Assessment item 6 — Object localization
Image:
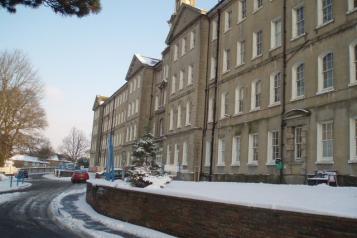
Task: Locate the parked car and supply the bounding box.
[71,170,89,183]
[95,168,131,180]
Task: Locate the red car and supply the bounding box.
[71,170,89,183]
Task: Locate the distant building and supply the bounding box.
[90,0,357,185]
[9,154,49,168]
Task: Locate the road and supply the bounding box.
[0,177,82,238]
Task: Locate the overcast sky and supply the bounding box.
[0,0,218,150]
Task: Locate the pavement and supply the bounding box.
[0,178,80,238]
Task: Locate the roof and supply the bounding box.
[125,54,160,81]
[10,155,49,164]
[92,95,108,110]
[135,54,160,67]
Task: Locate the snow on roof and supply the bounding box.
[135,54,160,67]
[10,154,48,164]
[48,155,59,161]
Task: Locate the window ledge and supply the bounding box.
[235,63,245,69]
[222,69,231,75]
[252,7,263,15]
[268,102,281,108]
[247,161,258,166]
[224,28,232,34]
[315,19,335,30]
[266,161,276,166]
[231,162,240,167]
[204,164,211,167]
[250,107,261,112]
[269,45,282,52]
[290,33,307,42]
[346,8,357,15]
[316,88,335,95]
[348,159,357,164]
[237,18,247,25]
[216,163,225,167]
[233,112,244,117]
[348,81,357,87]
[290,95,305,102]
[185,123,191,127]
[251,54,263,61]
[315,160,334,165]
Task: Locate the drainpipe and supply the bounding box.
[199,16,211,182]
[280,0,287,184]
[209,9,221,182]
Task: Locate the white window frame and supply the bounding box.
[188,65,193,85]
[348,0,357,12]
[166,145,171,164]
[211,19,217,41]
[269,72,281,106]
[221,92,229,119]
[179,70,184,90]
[248,133,259,165]
[294,127,303,161]
[252,30,263,58]
[317,121,334,163]
[223,48,231,73]
[185,101,191,126]
[231,136,241,166]
[169,108,174,131]
[174,44,178,61]
[350,118,357,162]
[208,97,214,123]
[155,95,159,110]
[190,31,195,50]
[205,140,211,167]
[291,62,305,100]
[251,79,261,110]
[253,0,263,12]
[238,0,247,23]
[182,142,188,166]
[174,144,179,165]
[236,40,245,66]
[224,10,232,32]
[317,0,333,27]
[349,40,357,86]
[135,99,139,113]
[210,57,217,79]
[217,138,225,166]
[177,104,182,128]
[171,75,176,94]
[270,18,282,49]
[181,37,186,56]
[267,131,280,165]
[317,52,334,93]
[292,5,305,39]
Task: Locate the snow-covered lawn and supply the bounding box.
[88,179,357,219]
[0,174,31,193]
[43,173,72,182]
[50,188,175,238]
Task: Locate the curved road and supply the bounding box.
[0,177,83,238]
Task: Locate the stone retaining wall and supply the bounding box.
[86,183,357,238]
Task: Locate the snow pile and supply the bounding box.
[0,192,25,205]
[43,173,71,182]
[50,188,175,238]
[88,180,357,219]
[145,175,172,189]
[0,174,8,181]
[0,179,31,193]
[87,178,131,189]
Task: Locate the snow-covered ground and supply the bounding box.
[0,192,26,205]
[0,174,31,193]
[88,179,357,219]
[43,173,72,182]
[50,188,175,238]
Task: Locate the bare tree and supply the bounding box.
[0,50,47,166]
[60,127,89,162]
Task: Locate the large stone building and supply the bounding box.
[90,0,357,185]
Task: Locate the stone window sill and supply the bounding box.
[315,160,334,165]
[346,8,357,15]
[266,161,276,166]
[316,88,335,96]
[231,162,240,167]
[247,161,258,166]
[348,81,357,87]
[348,159,357,164]
[315,19,335,30]
[216,163,225,167]
[290,33,307,42]
[268,102,281,108]
[251,54,263,61]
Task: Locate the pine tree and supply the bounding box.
[0,0,101,17]
[132,132,158,170]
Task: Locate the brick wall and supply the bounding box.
[86,183,357,238]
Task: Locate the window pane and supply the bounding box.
[323,53,334,89]
[322,0,333,23]
[274,72,281,102]
[296,7,305,36]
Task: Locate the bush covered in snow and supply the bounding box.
[129,131,166,188]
